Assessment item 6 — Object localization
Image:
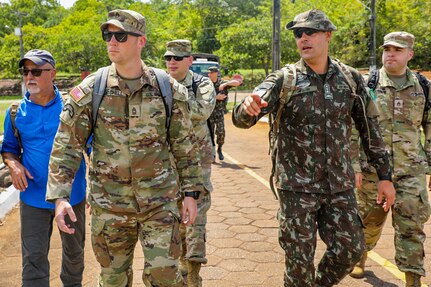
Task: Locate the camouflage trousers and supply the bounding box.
[179,189,212,263]
[209,104,226,147]
[277,189,365,287]
[91,202,183,287]
[356,172,431,276]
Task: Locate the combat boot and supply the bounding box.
[405,272,421,287]
[349,251,367,279]
[217,146,224,161]
[187,261,202,287]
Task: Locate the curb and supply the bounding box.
[0,185,19,221]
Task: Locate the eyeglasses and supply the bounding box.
[293,28,320,39]
[102,30,141,43]
[164,55,186,62]
[18,68,52,77]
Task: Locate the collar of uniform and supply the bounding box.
[180,70,194,86]
[297,58,335,79]
[107,61,156,90]
[379,67,415,89]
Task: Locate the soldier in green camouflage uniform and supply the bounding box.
[232,9,396,287]
[207,67,241,161]
[46,10,203,287]
[164,39,216,287]
[350,32,431,287]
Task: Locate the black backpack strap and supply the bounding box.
[414,72,430,112]
[9,101,22,152]
[152,68,173,130]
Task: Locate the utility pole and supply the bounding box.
[14,11,27,97]
[272,0,281,72]
[369,0,376,71]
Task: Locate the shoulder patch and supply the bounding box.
[70,86,86,102]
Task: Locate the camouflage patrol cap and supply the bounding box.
[164,40,192,57]
[208,66,219,72]
[100,9,146,35]
[381,31,415,49]
[285,9,337,32]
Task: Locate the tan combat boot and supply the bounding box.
[187,261,202,287]
[179,257,188,276]
[405,272,421,287]
[349,251,367,279]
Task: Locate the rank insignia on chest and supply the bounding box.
[70,86,85,103]
[130,104,141,117]
[395,99,403,108]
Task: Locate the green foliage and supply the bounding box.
[0,0,430,79]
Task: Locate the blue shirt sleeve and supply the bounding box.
[1,106,21,156]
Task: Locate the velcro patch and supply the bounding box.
[70,86,85,103]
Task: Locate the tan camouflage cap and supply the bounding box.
[100,9,146,35]
[164,40,192,57]
[285,9,337,31]
[380,31,415,49]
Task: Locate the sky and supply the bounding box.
[59,0,75,9]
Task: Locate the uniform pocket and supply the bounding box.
[168,211,182,259]
[91,215,111,268]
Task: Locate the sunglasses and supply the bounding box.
[164,55,186,62]
[293,28,320,39]
[102,30,141,43]
[19,68,52,77]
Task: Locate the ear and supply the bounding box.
[407,49,414,61]
[326,31,332,42]
[50,69,57,80]
[138,35,147,48]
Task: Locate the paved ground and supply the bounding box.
[0,113,430,286]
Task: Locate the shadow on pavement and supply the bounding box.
[363,271,400,287]
[216,161,261,171]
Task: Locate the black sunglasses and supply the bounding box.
[164,55,186,62]
[19,68,52,77]
[102,30,141,43]
[293,28,320,39]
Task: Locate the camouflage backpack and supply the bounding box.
[268,59,359,198]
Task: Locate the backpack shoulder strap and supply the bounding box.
[9,101,22,152]
[414,71,430,112]
[152,67,173,130]
[270,64,297,146]
[92,66,110,129]
[332,58,357,94]
[191,72,204,95]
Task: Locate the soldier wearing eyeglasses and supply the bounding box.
[1,49,87,286]
[232,9,396,287]
[164,39,215,287]
[46,10,203,287]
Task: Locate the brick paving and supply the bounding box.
[0,115,430,286]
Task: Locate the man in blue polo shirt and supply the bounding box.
[1,49,87,287]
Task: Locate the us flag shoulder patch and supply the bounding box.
[70,86,85,102]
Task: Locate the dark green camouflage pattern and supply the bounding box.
[285,9,337,31]
[278,190,364,286]
[233,58,391,193]
[209,79,228,147]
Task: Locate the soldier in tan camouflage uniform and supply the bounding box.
[46,10,203,287]
[350,32,431,287]
[232,9,396,287]
[164,39,215,287]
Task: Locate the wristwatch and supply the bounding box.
[184,191,200,200]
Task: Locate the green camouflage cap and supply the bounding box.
[164,39,192,57]
[100,9,146,35]
[208,66,219,72]
[380,31,415,49]
[285,9,337,31]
